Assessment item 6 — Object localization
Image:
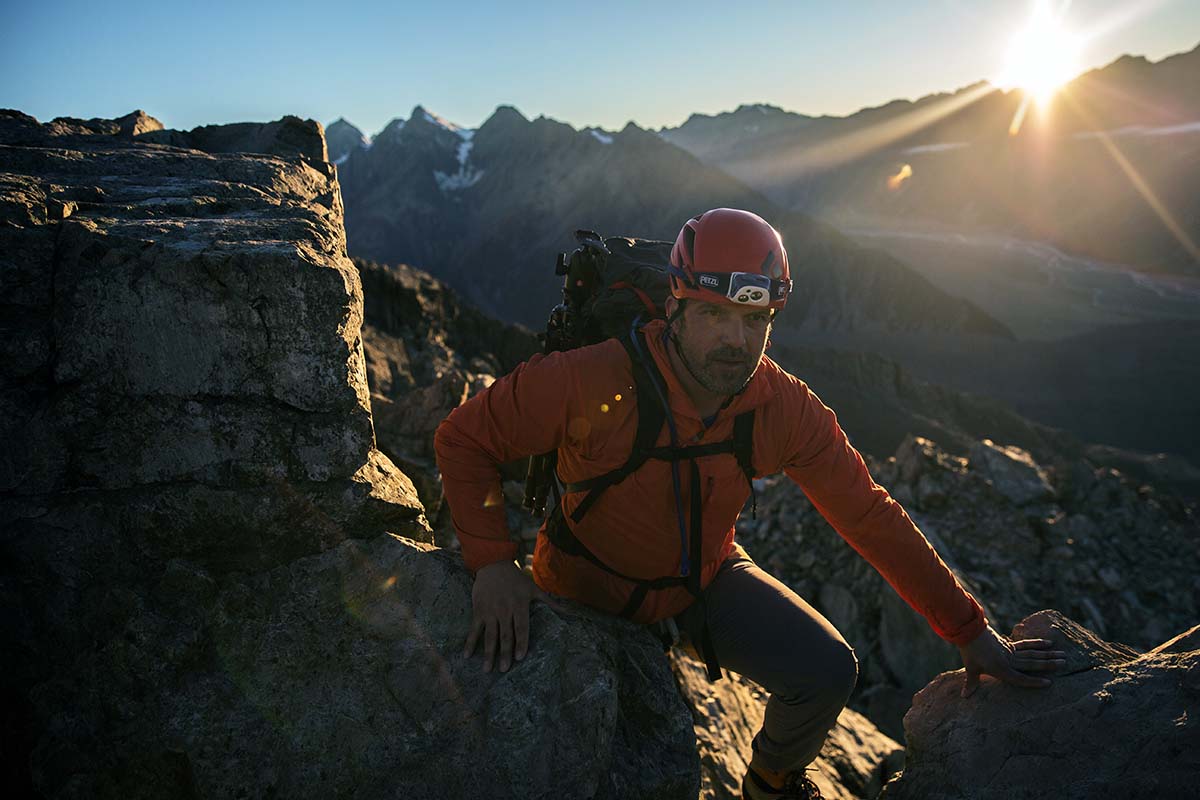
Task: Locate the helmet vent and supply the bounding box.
[682,224,697,267]
[759,249,779,278]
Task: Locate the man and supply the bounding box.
[434,208,1066,800]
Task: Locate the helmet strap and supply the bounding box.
[664,306,712,391]
[666,298,687,327]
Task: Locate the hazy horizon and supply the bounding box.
[4,0,1199,137]
[325,40,1198,139]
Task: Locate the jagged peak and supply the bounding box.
[583,127,614,145]
[374,117,407,142]
[733,102,786,115]
[484,105,529,125]
[409,105,464,133]
[476,105,530,137]
[667,103,808,132]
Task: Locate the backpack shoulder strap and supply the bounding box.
[564,327,666,523]
[622,328,667,458]
[732,410,758,517]
[732,411,755,482]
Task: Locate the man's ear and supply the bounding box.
[664,295,678,319]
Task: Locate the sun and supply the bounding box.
[996,0,1082,105]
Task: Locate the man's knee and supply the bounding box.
[829,642,859,701]
[777,640,858,705]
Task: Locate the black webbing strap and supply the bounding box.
[566,331,665,524]
[683,459,720,679]
[687,460,703,597]
[547,506,687,615]
[733,411,757,517]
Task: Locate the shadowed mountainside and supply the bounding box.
[333,105,1012,344]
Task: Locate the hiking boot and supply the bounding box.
[741,765,824,800]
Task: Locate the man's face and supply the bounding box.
[668,298,773,396]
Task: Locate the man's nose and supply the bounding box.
[719,317,749,348]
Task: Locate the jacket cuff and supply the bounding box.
[460,535,519,575]
[939,602,989,646]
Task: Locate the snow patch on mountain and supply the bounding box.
[589,129,614,145]
[455,139,472,164]
[435,137,483,191]
[423,108,463,133]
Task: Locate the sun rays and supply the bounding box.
[996,0,1083,106]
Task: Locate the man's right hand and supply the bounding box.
[463,560,563,673]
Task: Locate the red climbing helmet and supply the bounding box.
[668,208,792,310]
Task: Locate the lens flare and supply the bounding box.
[887,164,913,190]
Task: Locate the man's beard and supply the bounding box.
[672,330,763,397]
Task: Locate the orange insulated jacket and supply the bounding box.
[434,319,987,646]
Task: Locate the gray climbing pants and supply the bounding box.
[672,547,860,772]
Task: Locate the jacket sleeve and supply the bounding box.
[780,377,988,646]
[433,348,587,574]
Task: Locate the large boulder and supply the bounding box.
[0,110,425,795]
[967,438,1055,507]
[881,610,1200,800]
[29,534,700,799]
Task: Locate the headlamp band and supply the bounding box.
[689,270,792,307]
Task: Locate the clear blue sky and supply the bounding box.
[3,0,1197,137]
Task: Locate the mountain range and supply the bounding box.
[329,106,1007,343]
[659,43,1200,278]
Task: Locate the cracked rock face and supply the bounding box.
[28,534,700,799]
[880,610,1200,800]
[0,110,426,796]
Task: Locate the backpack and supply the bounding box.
[523,229,758,682]
[522,230,675,515]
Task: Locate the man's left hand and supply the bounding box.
[957,625,1067,698]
